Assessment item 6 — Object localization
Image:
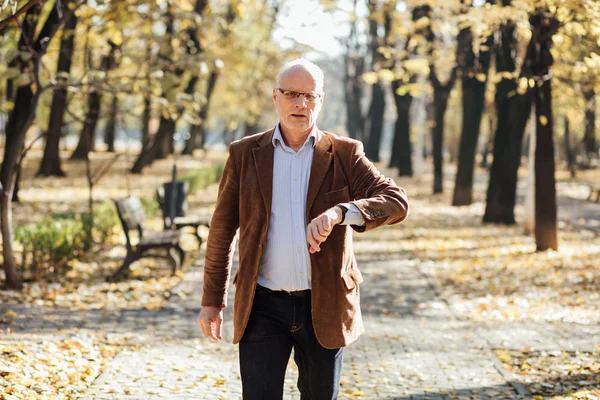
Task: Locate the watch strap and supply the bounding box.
[337,204,350,224]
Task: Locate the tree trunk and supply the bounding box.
[1,184,22,289]
[71,90,101,160]
[12,169,20,203]
[564,115,575,177]
[183,69,219,154]
[71,40,119,160]
[37,84,68,176]
[345,91,364,140]
[524,103,536,236]
[1,85,40,289]
[483,85,531,223]
[389,81,413,175]
[37,12,77,177]
[452,27,492,206]
[431,87,452,193]
[583,90,597,157]
[484,18,532,223]
[131,116,176,173]
[184,124,201,156]
[156,117,176,159]
[344,55,365,141]
[534,80,558,250]
[141,92,151,149]
[365,83,385,161]
[1,0,52,289]
[523,10,559,250]
[452,77,487,205]
[104,94,118,152]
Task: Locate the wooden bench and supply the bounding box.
[156,181,210,246]
[109,196,185,282]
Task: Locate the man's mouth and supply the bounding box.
[291,114,307,118]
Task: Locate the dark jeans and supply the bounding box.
[239,285,344,400]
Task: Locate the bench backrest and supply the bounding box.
[114,196,146,247]
[156,181,189,229]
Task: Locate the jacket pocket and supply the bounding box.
[325,185,350,203]
[342,269,364,290]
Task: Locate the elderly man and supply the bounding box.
[197,59,409,399]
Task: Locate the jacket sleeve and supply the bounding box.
[201,144,240,308]
[348,141,409,232]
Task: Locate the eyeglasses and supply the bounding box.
[277,88,322,102]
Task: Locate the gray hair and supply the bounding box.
[276,59,324,93]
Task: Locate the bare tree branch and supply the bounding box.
[20,130,45,159]
[91,154,122,185]
[0,0,46,31]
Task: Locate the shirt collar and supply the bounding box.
[272,123,319,150]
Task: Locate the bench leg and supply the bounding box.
[168,247,181,276]
[194,228,203,247]
[108,251,140,282]
[175,243,185,268]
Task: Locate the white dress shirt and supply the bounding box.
[257,124,365,292]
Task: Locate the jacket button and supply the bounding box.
[258,244,263,249]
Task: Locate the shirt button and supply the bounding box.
[297,247,300,252]
[294,200,298,204]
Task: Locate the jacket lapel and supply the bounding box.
[253,129,275,213]
[306,131,332,217]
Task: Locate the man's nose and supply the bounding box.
[294,96,308,107]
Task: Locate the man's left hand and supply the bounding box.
[306,206,342,253]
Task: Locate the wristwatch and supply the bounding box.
[337,204,350,224]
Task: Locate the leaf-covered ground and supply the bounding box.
[389,169,600,327]
[495,348,600,400]
[0,333,120,399]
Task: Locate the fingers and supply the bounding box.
[213,314,223,340]
[197,308,223,341]
[306,214,334,253]
[307,221,326,252]
[307,225,321,253]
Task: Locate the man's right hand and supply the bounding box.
[197,306,223,341]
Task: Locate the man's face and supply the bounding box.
[273,67,324,136]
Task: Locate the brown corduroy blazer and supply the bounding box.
[201,128,409,349]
